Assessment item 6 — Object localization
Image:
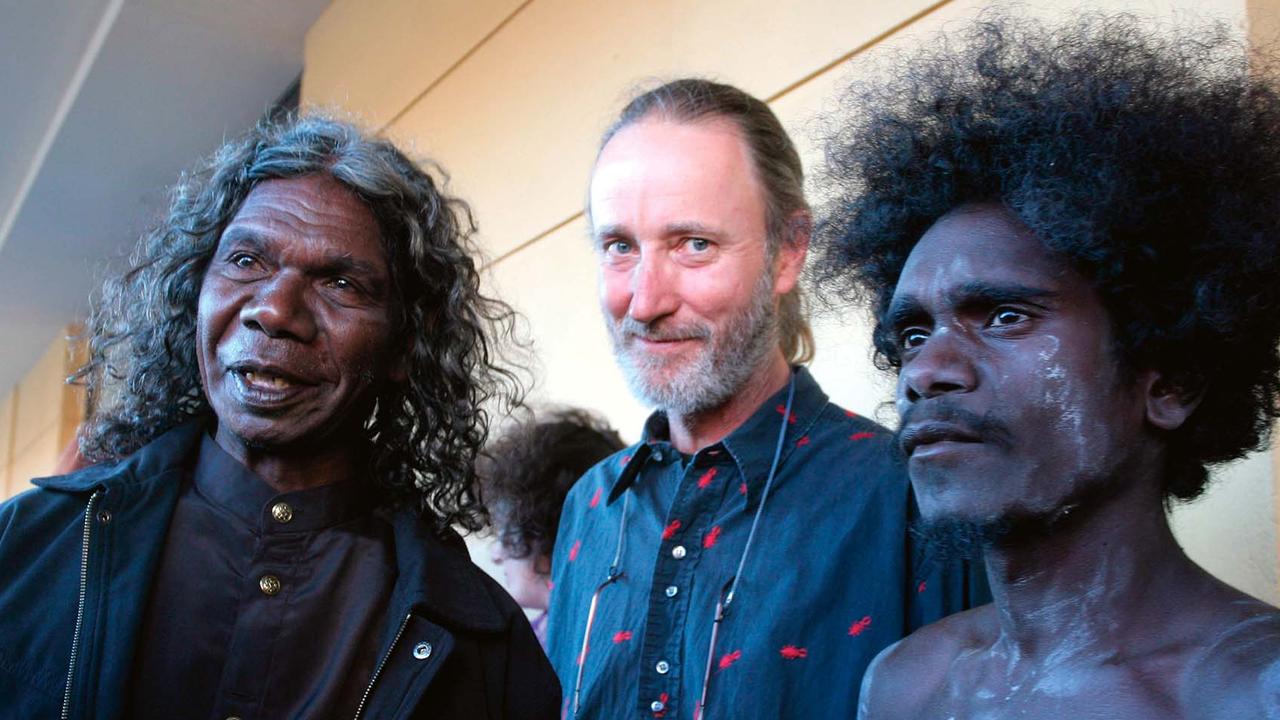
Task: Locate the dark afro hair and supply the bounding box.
[479,408,625,560]
[812,12,1280,502]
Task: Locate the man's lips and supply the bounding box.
[628,334,704,351]
[226,361,320,390]
[898,422,983,456]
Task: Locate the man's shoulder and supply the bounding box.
[859,605,997,719]
[796,400,904,482]
[1184,601,1280,718]
[562,444,637,508]
[806,399,896,447]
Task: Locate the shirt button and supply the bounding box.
[271,502,294,524]
[665,585,679,598]
[652,450,665,463]
[412,641,432,660]
[650,700,666,713]
[259,574,282,596]
[672,545,686,559]
[656,660,670,674]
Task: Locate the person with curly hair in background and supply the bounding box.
[479,408,625,649]
[812,13,1280,719]
[0,115,560,719]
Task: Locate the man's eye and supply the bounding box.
[686,237,711,252]
[604,239,633,255]
[230,253,257,269]
[329,277,354,291]
[900,329,929,350]
[990,308,1029,327]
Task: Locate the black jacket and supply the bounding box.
[0,421,560,719]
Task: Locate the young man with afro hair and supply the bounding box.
[814,13,1280,719]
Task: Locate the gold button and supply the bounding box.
[271,502,294,523]
[259,574,282,596]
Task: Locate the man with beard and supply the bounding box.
[546,79,987,720]
[813,15,1280,719]
[0,116,559,719]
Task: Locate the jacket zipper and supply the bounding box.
[354,611,412,720]
[61,490,101,720]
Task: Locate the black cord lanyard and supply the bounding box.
[572,371,798,719]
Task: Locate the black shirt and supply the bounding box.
[127,433,397,719]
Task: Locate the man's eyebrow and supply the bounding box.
[318,254,385,280]
[663,221,719,238]
[592,223,630,243]
[884,296,927,332]
[218,226,266,251]
[948,281,1058,307]
[884,281,1058,330]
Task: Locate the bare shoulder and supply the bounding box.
[1185,598,1280,720]
[859,604,998,719]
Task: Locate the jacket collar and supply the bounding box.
[385,509,509,635]
[608,366,828,509]
[34,418,207,492]
[34,418,509,635]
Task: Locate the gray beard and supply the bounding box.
[607,268,779,417]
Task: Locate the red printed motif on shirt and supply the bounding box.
[718,650,742,671]
[780,645,808,660]
[848,616,872,636]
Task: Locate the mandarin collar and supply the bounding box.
[192,431,376,532]
[608,366,829,509]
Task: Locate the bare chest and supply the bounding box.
[909,653,1188,720]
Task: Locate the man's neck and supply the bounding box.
[982,478,1212,663]
[665,350,792,455]
[214,425,365,494]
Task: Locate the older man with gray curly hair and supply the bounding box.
[0,115,559,719]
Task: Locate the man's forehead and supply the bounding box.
[588,117,765,235]
[892,205,1070,299]
[219,176,391,273]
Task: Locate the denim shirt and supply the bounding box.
[547,368,988,719]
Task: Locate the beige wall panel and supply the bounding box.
[12,336,68,458]
[303,0,526,129]
[9,425,60,495]
[385,0,944,261]
[1170,451,1278,603]
[485,216,649,441]
[1249,0,1280,44]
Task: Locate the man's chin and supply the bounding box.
[912,516,1011,560]
[914,502,1086,560]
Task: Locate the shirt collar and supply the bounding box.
[608,366,829,509]
[192,431,375,533]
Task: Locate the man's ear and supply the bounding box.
[773,209,811,296]
[1144,370,1204,431]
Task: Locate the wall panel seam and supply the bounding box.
[480,0,956,272]
[378,0,537,135]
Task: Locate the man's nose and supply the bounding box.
[626,253,679,324]
[240,273,317,342]
[899,329,977,404]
